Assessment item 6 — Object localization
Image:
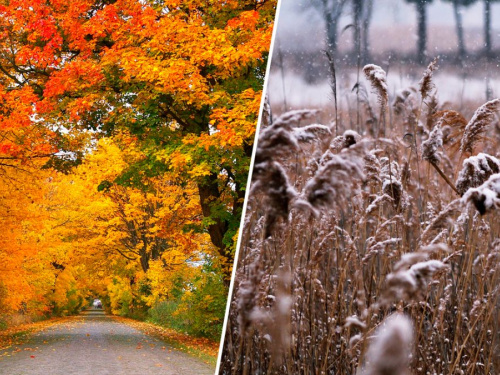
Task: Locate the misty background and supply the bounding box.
[269,0,500,112]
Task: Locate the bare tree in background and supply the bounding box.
[361,0,374,64]
[405,0,434,64]
[352,0,374,64]
[485,0,492,57]
[443,0,477,64]
[353,0,363,58]
[483,0,500,58]
[304,0,349,55]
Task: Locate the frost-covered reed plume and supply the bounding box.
[363,64,389,136]
[420,199,460,243]
[422,120,460,194]
[393,86,418,118]
[384,254,448,301]
[252,109,330,236]
[422,121,443,166]
[462,173,500,214]
[220,58,500,375]
[460,98,500,154]
[235,254,262,336]
[362,314,413,375]
[456,153,500,196]
[363,64,388,107]
[419,57,438,101]
[304,147,365,212]
[330,129,361,151]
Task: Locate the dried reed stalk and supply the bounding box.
[460,98,500,155]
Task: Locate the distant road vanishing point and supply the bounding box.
[0,310,214,375]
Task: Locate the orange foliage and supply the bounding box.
[0,0,276,347]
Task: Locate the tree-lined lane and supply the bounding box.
[0,310,214,375]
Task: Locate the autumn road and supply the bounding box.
[0,310,215,375]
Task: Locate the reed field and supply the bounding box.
[219,60,500,375]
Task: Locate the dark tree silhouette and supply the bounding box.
[352,0,374,64]
[443,0,477,63]
[485,0,492,57]
[361,0,374,64]
[406,0,434,64]
[353,0,362,59]
[483,0,500,58]
[304,0,349,55]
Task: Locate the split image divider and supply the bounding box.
[216,0,500,374]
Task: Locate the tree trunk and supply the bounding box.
[361,0,374,64]
[140,246,150,273]
[453,0,466,63]
[484,0,492,58]
[352,0,362,59]
[416,1,428,64]
[324,8,339,55]
[322,0,347,56]
[198,173,230,257]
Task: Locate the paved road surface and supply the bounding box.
[0,310,215,375]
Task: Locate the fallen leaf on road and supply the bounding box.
[113,316,219,358]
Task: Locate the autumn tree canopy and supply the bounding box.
[0,0,276,338]
[0,0,274,260]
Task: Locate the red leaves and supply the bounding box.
[43,61,105,99]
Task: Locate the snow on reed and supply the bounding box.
[419,57,439,101]
[460,98,500,154]
[456,153,500,196]
[422,122,443,165]
[362,313,413,375]
[220,60,500,375]
[363,64,388,107]
[462,173,500,215]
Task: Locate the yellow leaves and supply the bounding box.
[167,149,191,171]
[78,137,129,184]
[180,88,262,153]
[107,277,134,315]
[187,163,211,178]
[51,267,77,310]
[0,164,57,314]
[18,133,213,317]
